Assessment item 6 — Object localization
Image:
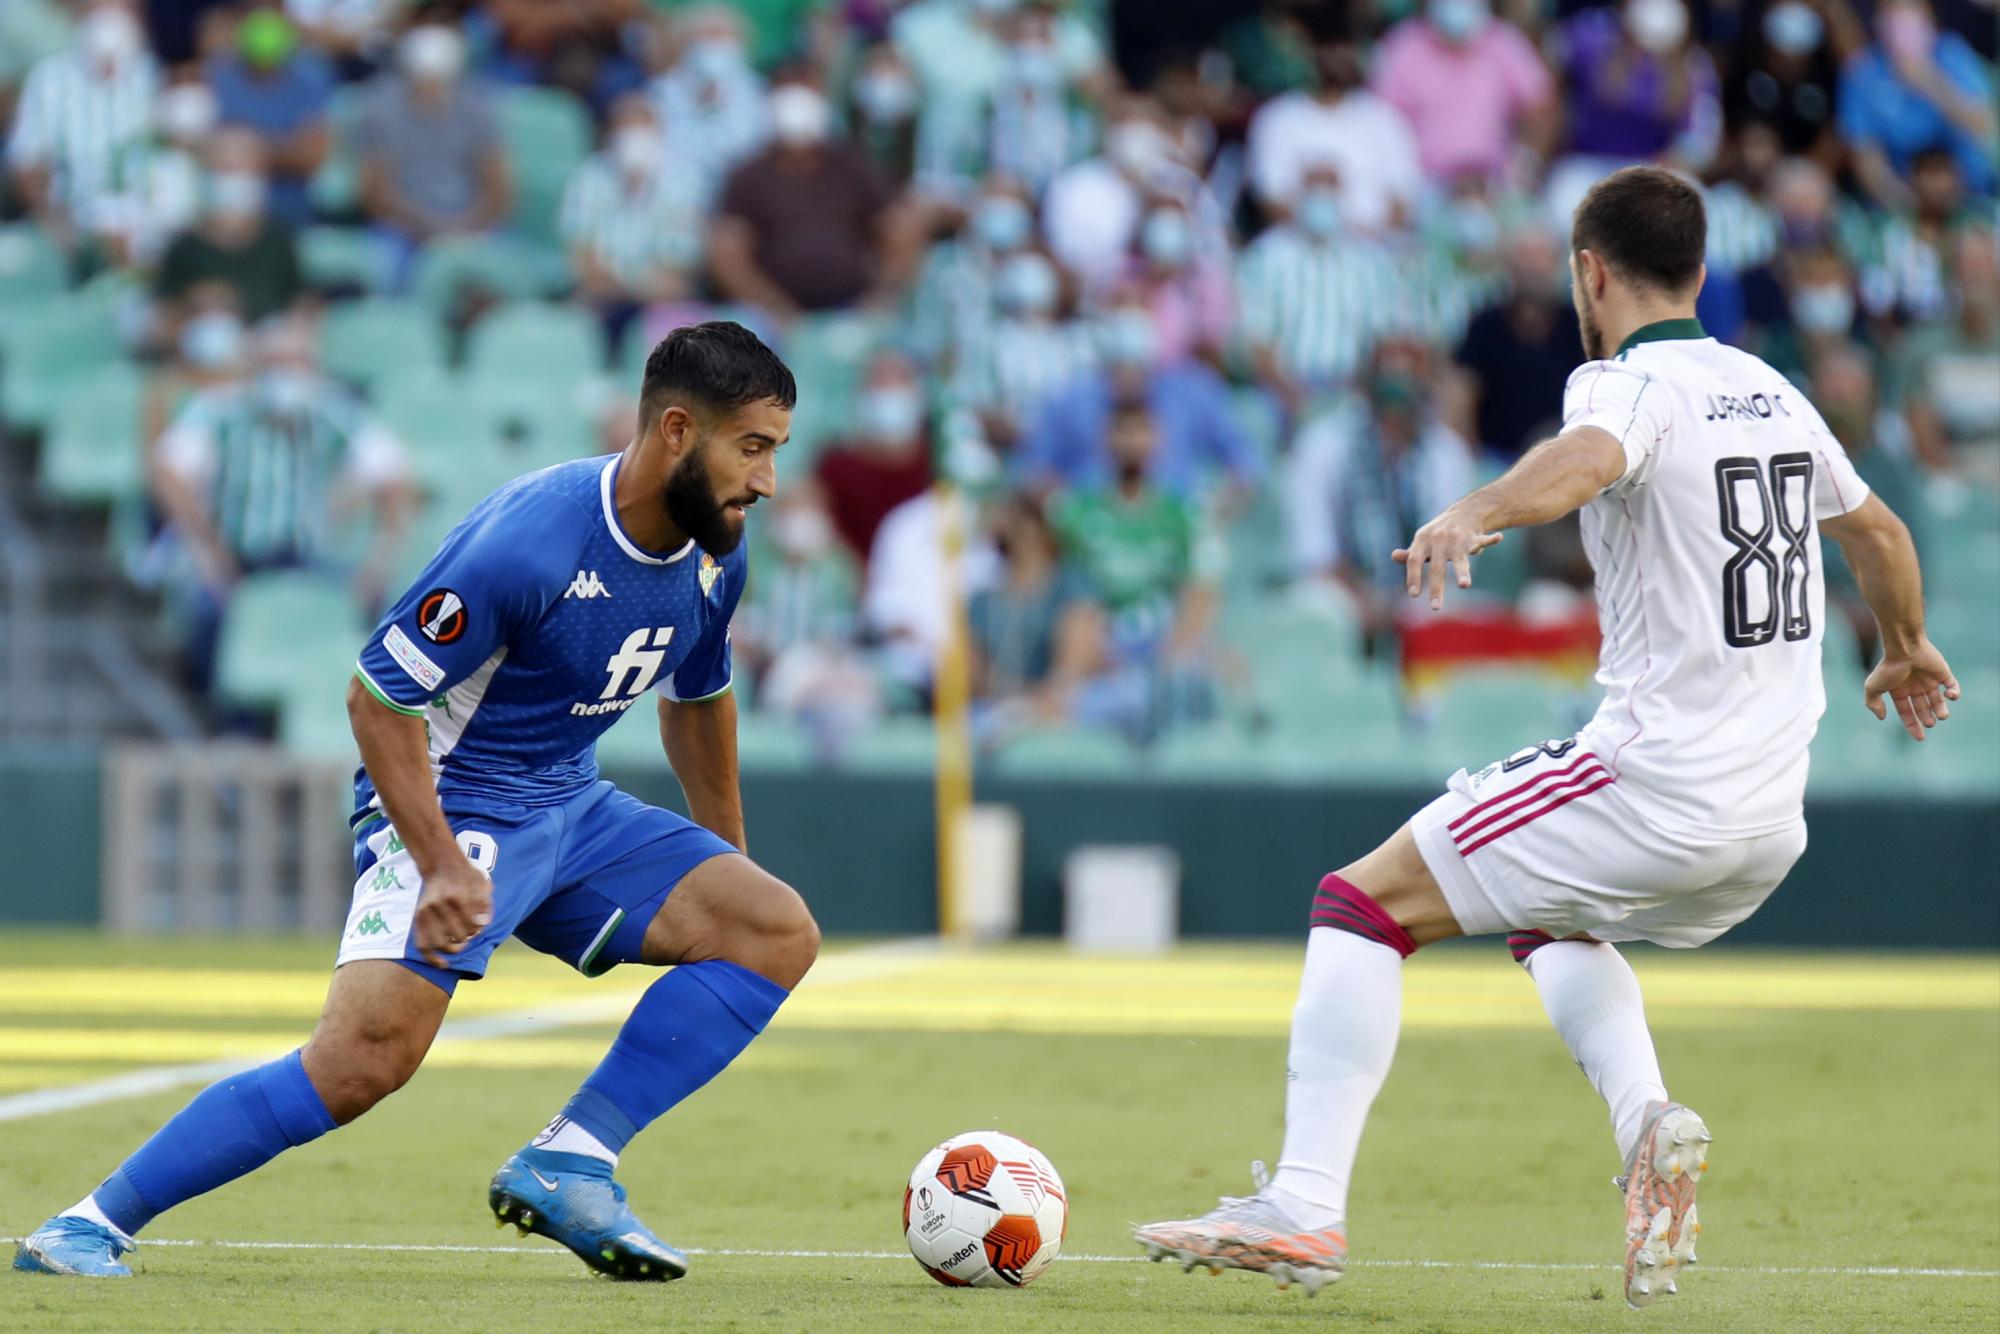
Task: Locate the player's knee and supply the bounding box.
[738,884,818,990]
[303,1021,428,1124]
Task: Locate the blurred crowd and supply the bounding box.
[2,0,1996,755]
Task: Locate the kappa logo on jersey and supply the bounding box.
[571,626,679,715]
[565,570,612,600]
[418,588,467,644]
[698,553,722,599]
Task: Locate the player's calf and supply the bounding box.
[301,959,454,1123]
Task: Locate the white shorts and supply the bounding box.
[1410,738,1807,949]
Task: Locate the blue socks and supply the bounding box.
[88,1049,336,1237]
[555,960,789,1156]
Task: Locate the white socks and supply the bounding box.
[61,1194,136,1246]
[1269,927,1404,1230]
[532,1114,618,1167]
[1523,940,1668,1164]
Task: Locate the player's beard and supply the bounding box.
[663,447,746,556]
[1577,284,1606,361]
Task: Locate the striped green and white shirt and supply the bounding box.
[954,316,1099,428]
[5,47,159,216]
[1701,181,1780,275]
[558,155,705,290]
[158,378,406,564]
[1234,226,1408,388]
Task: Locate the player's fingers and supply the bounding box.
[1931,682,1951,721]
[1428,547,1447,609]
[1392,547,1412,566]
[1893,691,1924,741]
[1910,691,1940,730]
[1943,674,1961,701]
[1405,541,1428,597]
[1864,686,1886,720]
[1469,531,1504,554]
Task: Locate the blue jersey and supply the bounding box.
[352,455,745,820]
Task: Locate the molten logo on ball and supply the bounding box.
[902,1130,1068,1288]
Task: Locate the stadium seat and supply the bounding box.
[838,715,937,775]
[277,655,364,764]
[38,365,145,505]
[1,295,126,431]
[465,374,599,472]
[323,299,448,392]
[308,84,370,215]
[991,725,1138,778]
[215,572,368,709]
[412,235,574,313]
[1149,720,1340,784]
[781,312,886,464]
[466,301,602,385]
[497,86,594,244]
[1429,668,1572,756]
[300,226,388,295]
[0,225,67,309]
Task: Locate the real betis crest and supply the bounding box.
[698,553,722,598]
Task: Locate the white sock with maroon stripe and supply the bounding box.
[1268,927,1403,1230]
[1524,940,1668,1163]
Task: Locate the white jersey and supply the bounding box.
[1561,321,1869,838]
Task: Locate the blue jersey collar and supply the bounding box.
[599,457,695,566]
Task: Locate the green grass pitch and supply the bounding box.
[0,933,1995,1331]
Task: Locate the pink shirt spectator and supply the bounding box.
[1124,257,1231,364]
[1372,17,1554,183]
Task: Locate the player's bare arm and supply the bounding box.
[345,677,491,967]
[1394,424,1627,610]
[659,689,747,852]
[1820,493,1962,741]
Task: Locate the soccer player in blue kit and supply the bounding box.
[15,322,819,1281]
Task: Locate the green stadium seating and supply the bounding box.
[412,235,574,312]
[1149,719,1340,783]
[466,301,602,385]
[277,655,363,764]
[838,714,937,775]
[323,298,448,392]
[781,312,886,464]
[497,86,594,244]
[216,572,367,709]
[0,225,67,309]
[991,724,1139,778]
[38,365,144,505]
[300,226,387,294]
[308,84,370,215]
[1,295,126,431]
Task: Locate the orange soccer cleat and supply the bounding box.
[1620,1102,1711,1309]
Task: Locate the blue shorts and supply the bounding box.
[335,781,737,995]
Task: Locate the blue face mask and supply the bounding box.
[1102,310,1157,366]
[180,311,243,369]
[1429,0,1490,42]
[999,253,1058,314]
[974,197,1032,252]
[1762,0,1824,55]
[1298,187,1342,239]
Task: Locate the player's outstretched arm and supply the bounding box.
[1394,425,1627,611]
[659,690,746,852]
[1820,493,1961,741]
[346,677,493,963]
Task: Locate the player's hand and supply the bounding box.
[1864,639,1960,742]
[411,857,493,968]
[1394,506,1504,612]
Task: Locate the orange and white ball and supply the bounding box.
[902,1130,1067,1287]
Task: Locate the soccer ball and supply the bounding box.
[902,1130,1068,1287]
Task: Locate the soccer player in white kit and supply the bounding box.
[1135,166,1962,1308]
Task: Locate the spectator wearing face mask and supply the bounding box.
[1451,225,1583,460]
[561,92,705,350]
[6,0,159,257]
[953,248,1100,454]
[88,77,216,271]
[356,21,512,292]
[1756,240,1866,381]
[1046,400,1223,741]
[151,315,412,692]
[647,5,769,205]
[154,129,304,338]
[1371,0,1557,188]
[1724,0,1859,158]
[207,5,335,228]
[910,175,1034,368]
[846,40,921,185]
[1840,0,1997,205]
[1897,226,2000,474]
[1284,335,1476,648]
[709,75,925,322]
[982,5,1094,196]
[1853,146,1975,323]
[1234,166,1405,421]
[1016,290,1259,502]
[1042,95,1220,294]
[967,493,1097,740]
[1555,0,1721,171]
[1121,201,1230,366]
[814,350,935,565]
[1246,30,1423,235]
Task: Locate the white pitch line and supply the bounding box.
[5,1238,1992,1279]
[0,938,939,1124]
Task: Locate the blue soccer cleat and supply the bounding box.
[13,1215,135,1278]
[489,1147,687,1281]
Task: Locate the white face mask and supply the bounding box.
[1625,0,1689,53]
[685,36,745,82]
[1107,121,1172,180]
[1428,0,1491,43]
[854,70,918,124]
[81,8,143,65]
[156,85,217,143]
[1791,282,1854,333]
[208,171,267,219]
[1297,186,1342,238]
[998,252,1058,315]
[772,505,833,558]
[769,85,831,146]
[1762,0,1824,55]
[1101,309,1157,367]
[973,197,1032,252]
[611,126,660,175]
[857,385,925,443]
[259,367,317,413]
[180,311,243,369]
[1140,210,1193,267]
[398,26,465,82]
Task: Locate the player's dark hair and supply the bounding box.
[1571,166,1707,295]
[639,321,796,430]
